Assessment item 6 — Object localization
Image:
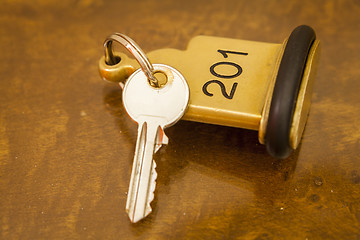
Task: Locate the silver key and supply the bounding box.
[123,64,189,223]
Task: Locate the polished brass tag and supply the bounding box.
[99,27,321,158]
[101,36,282,130]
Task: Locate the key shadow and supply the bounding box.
[102,86,300,230]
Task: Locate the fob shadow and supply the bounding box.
[165,120,300,202]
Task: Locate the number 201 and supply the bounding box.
[202,50,248,99]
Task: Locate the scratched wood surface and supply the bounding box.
[1,0,360,239]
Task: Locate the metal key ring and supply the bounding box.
[104,33,159,87]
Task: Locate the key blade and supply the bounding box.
[125,121,160,223]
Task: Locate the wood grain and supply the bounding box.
[1,0,359,239]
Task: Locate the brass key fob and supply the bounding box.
[99,25,321,158]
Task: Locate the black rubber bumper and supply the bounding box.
[265,25,316,159]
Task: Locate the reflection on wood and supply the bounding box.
[0,0,359,239]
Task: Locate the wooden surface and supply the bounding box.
[1,0,360,239]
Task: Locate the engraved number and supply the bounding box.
[202,80,238,99]
[210,62,242,79]
[202,49,247,99]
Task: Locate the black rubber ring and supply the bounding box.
[265,25,316,159]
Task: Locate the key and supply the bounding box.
[122,64,189,223]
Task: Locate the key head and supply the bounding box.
[123,64,189,127]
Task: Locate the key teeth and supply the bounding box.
[162,133,169,145]
[145,160,157,217]
[154,129,168,153]
[154,144,161,154]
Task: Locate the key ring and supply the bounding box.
[104,33,159,87]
